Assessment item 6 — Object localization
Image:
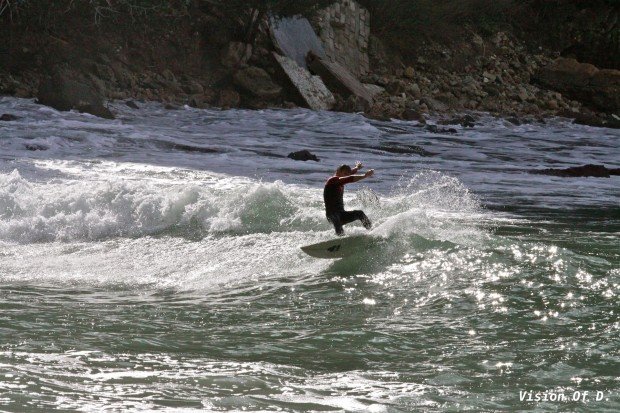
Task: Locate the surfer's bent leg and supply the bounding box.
[340,210,372,230]
[327,213,345,236]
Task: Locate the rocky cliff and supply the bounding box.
[0,0,617,127]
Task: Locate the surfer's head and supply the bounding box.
[335,164,352,177]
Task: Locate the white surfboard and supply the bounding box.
[300,235,374,259]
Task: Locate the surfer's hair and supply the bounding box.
[336,164,352,175]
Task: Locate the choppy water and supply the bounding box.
[0,97,618,412]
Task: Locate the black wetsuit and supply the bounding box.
[323,176,371,236]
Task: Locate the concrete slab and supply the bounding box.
[273,53,335,111]
[269,16,326,70]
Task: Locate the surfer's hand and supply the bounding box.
[365,169,374,178]
[355,161,363,170]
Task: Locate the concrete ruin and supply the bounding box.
[267,0,373,111]
[272,53,335,111]
[269,16,326,70]
[307,51,373,107]
[316,0,370,78]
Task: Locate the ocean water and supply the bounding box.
[0,97,618,412]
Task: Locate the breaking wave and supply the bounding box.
[0,167,486,249]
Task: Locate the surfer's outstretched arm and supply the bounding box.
[338,169,374,184]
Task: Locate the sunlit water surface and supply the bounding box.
[0,98,618,412]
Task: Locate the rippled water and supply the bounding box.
[0,97,618,411]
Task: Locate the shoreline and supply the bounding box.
[1,3,618,129]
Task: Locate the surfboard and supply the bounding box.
[300,234,374,259]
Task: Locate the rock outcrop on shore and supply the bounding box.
[0,1,618,124]
[288,150,320,162]
[530,164,620,178]
[36,68,114,119]
[534,58,620,114]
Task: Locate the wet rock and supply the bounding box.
[221,42,253,69]
[531,164,618,178]
[425,124,457,134]
[373,144,435,157]
[341,95,368,113]
[287,150,319,162]
[218,89,241,109]
[402,108,425,122]
[25,143,48,151]
[439,114,477,127]
[182,80,204,95]
[37,69,114,119]
[188,94,211,109]
[534,57,620,113]
[506,117,523,125]
[233,66,282,100]
[0,114,19,121]
[363,105,391,121]
[125,100,139,109]
[157,141,218,154]
[570,111,620,129]
[164,103,180,110]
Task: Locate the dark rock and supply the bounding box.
[531,164,616,178]
[287,150,319,162]
[363,108,391,122]
[425,124,457,134]
[247,149,287,158]
[25,144,48,151]
[218,89,241,108]
[483,83,501,96]
[233,66,282,100]
[0,114,19,121]
[188,94,211,109]
[534,57,620,113]
[156,141,218,154]
[402,108,425,122]
[342,95,367,113]
[570,112,620,129]
[182,81,204,95]
[439,114,477,127]
[421,97,449,112]
[164,103,180,110]
[37,69,114,119]
[506,117,522,125]
[363,101,403,121]
[386,79,406,95]
[373,144,436,157]
[125,100,139,109]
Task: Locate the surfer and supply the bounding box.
[324,162,374,236]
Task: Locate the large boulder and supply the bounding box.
[0,114,20,121]
[534,57,620,113]
[287,150,319,162]
[217,89,241,109]
[37,69,114,119]
[221,42,252,69]
[531,164,620,178]
[233,66,282,100]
